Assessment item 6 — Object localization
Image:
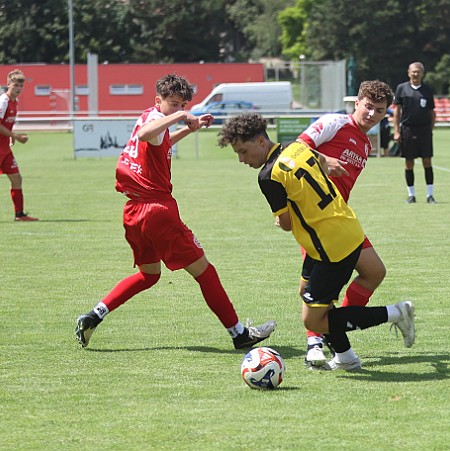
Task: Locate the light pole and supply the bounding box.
[68,0,75,117]
[299,54,305,108]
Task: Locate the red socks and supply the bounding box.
[101,271,160,312]
[341,281,373,307]
[307,330,321,339]
[100,264,239,329]
[10,189,24,213]
[195,264,239,328]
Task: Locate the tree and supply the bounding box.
[71,0,137,63]
[0,0,134,64]
[226,0,295,60]
[279,0,450,88]
[127,0,231,62]
[0,0,68,63]
[426,54,450,95]
[0,0,296,64]
[278,0,314,60]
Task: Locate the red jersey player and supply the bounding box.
[0,69,38,221]
[297,80,394,369]
[75,74,275,349]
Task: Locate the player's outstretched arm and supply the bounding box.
[137,111,187,143]
[171,113,214,144]
[295,138,348,177]
[323,156,348,177]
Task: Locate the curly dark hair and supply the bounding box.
[218,112,269,147]
[156,74,194,101]
[358,80,394,106]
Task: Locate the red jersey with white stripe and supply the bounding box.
[0,92,18,155]
[298,114,371,202]
[116,106,173,201]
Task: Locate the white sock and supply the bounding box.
[335,348,358,364]
[307,336,324,347]
[93,302,109,319]
[426,185,434,197]
[386,304,401,323]
[227,321,245,338]
[407,186,415,197]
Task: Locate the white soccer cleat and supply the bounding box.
[247,319,277,339]
[391,300,415,348]
[305,345,327,367]
[233,319,276,349]
[324,356,362,371]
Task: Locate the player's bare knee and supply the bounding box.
[364,263,386,288]
[357,259,386,289]
[303,318,324,335]
[8,173,22,188]
[372,261,387,286]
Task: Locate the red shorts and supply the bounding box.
[0,151,19,175]
[123,197,204,271]
[361,235,373,249]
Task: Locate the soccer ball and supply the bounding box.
[241,347,285,389]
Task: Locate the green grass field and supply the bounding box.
[1,127,449,450]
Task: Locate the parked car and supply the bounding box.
[190,82,292,112]
[190,101,256,124]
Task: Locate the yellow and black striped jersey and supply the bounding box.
[258,142,364,262]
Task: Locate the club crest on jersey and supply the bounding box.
[193,235,203,249]
[278,156,296,172]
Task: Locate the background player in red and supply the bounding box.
[75,74,275,349]
[0,69,39,221]
[296,80,394,368]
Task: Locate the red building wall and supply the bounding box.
[0,63,265,115]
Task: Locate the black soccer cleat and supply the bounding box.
[75,312,102,348]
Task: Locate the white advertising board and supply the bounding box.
[73,118,135,158]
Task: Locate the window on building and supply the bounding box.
[35,85,52,96]
[75,85,89,96]
[110,84,144,95]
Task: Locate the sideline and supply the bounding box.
[434,165,450,173]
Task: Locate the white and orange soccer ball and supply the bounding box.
[241,347,285,389]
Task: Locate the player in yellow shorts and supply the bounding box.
[218,113,415,370]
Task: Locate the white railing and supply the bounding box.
[16,111,450,133]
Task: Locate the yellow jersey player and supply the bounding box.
[259,141,364,262]
[219,112,415,371]
[296,80,394,368]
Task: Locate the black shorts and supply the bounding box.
[400,125,433,159]
[301,244,362,307]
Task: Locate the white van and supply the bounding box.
[190,82,292,112]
